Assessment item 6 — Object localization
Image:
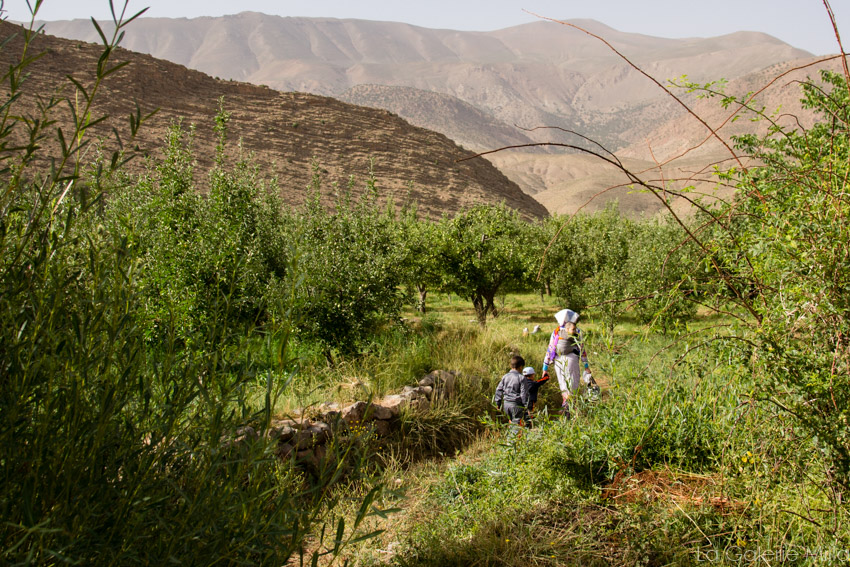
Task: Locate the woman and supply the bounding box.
[541,309,591,417]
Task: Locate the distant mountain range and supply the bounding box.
[2,19,547,220]
[39,13,834,216]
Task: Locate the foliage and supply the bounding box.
[695,70,850,491]
[282,168,407,358]
[384,328,744,567]
[544,204,697,332]
[106,112,289,348]
[396,204,443,314]
[437,203,538,326]
[0,6,374,564]
[624,217,698,329]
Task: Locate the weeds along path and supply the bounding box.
[336,314,752,566]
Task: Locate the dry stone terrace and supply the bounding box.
[226,370,460,468]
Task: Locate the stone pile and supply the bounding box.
[227,370,459,468]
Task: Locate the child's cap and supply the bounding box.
[522,366,536,376]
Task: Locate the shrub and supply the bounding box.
[0,8,374,563]
[283,170,407,358]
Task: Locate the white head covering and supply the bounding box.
[554,308,580,327]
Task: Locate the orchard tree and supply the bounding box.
[540,213,593,312]
[438,204,538,326]
[396,205,443,314]
[624,218,697,330]
[284,180,406,358]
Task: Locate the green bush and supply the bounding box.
[283,170,407,358]
[693,70,850,489]
[0,9,375,564]
[107,112,289,348]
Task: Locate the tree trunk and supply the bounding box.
[472,294,487,327]
[417,284,427,314]
[485,291,499,319]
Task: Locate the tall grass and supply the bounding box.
[347,304,850,566]
[0,6,376,564]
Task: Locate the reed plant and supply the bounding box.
[0,5,378,564]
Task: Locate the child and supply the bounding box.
[493,355,531,425]
[521,365,548,417]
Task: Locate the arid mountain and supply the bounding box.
[618,56,842,162]
[41,13,812,152]
[1,20,547,220]
[37,13,826,217]
[486,56,839,216]
[337,84,540,152]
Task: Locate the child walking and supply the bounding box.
[493,355,531,425]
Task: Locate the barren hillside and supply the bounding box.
[1,20,547,220]
[486,57,837,217]
[41,13,812,153]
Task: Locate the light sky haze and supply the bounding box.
[3,0,848,56]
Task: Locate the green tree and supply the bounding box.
[109,112,288,347]
[284,173,406,357]
[625,217,698,330]
[438,203,537,326]
[397,204,443,314]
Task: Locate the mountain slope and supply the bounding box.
[41,12,812,153]
[1,20,547,220]
[486,56,837,216]
[337,84,541,151]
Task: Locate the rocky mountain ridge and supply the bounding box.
[2,19,547,220]
[40,13,813,152]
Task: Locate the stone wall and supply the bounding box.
[228,370,460,468]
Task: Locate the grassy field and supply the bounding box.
[279,293,850,566]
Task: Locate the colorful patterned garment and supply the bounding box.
[543,325,588,370]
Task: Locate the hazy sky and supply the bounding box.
[4,0,848,55]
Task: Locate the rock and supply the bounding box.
[267,424,296,443]
[371,403,394,421]
[296,449,319,468]
[272,418,307,430]
[318,402,341,413]
[420,385,433,400]
[293,429,314,450]
[277,442,295,459]
[372,419,393,437]
[400,385,422,400]
[314,444,328,463]
[379,395,408,418]
[431,371,456,398]
[235,425,258,440]
[341,401,368,425]
[323,410,342,423]
[307,422,331,444]
[318,402,341,422]
[410,397,431,413]
[443,374,457,397]
[293,421,330,449]
[295,421,331,449]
